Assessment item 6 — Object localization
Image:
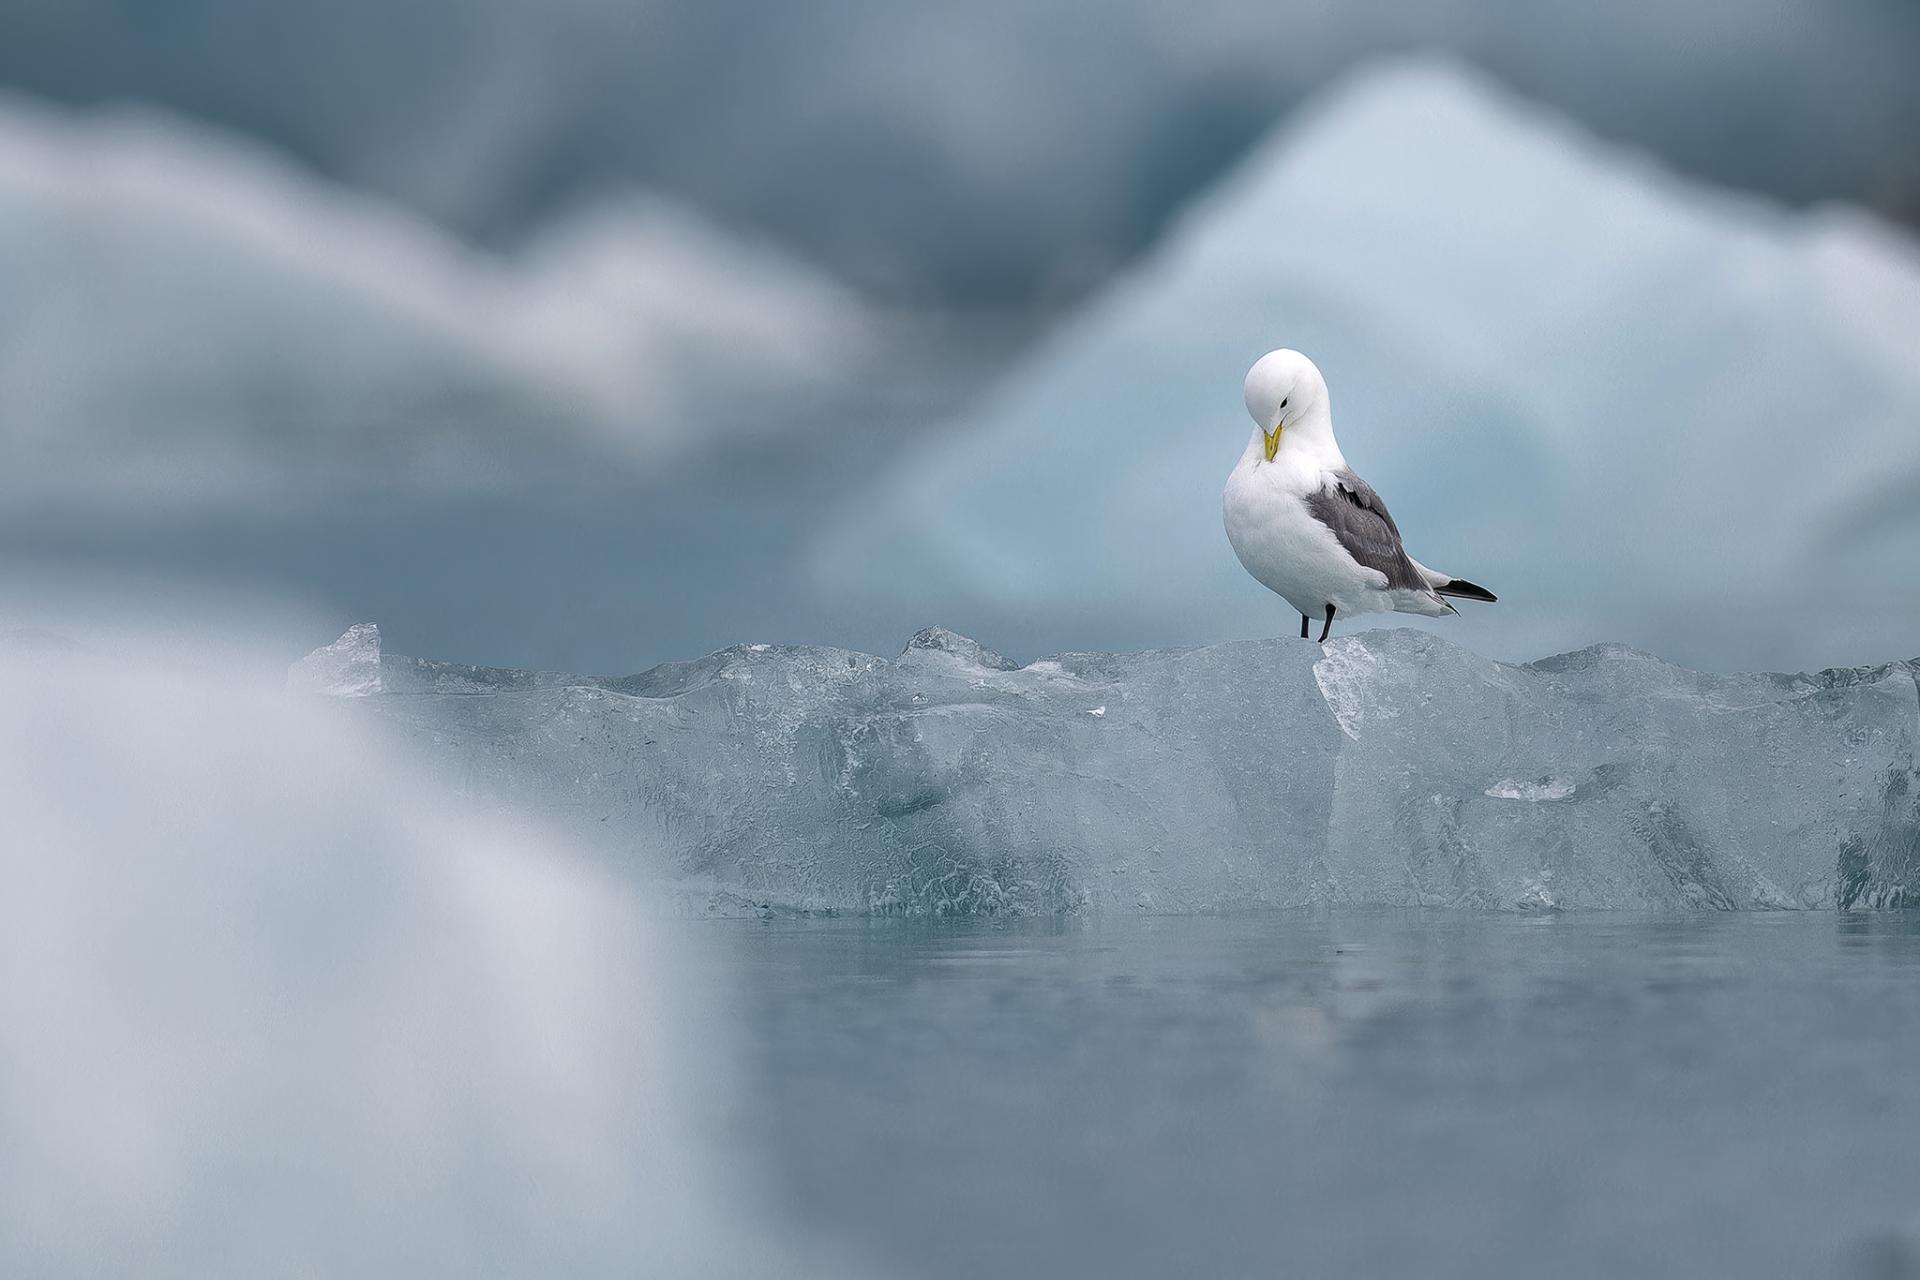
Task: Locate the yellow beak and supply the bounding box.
[1263,424,1282,462]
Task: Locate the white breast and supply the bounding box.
[1222,443,1391,618]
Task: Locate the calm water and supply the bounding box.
[714,912,1920,1280]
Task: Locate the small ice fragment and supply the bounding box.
[1312,638,1387,740]
[1088,706,1106,718]
[1513,880,1560,911]
[1484,777,1575,802]
[288,623,383,697]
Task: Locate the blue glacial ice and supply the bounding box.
[807,59,1920,674]
[302,624,1920,916]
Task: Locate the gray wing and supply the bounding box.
[1303,468,1427,592]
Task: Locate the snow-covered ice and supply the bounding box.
[808,59,1920,674]
[303,623,1920,915]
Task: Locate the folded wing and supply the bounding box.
[1302,469,1427,592]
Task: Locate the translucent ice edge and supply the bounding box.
[296,624,1920,916]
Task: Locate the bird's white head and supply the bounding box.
[1243,348,1333,464]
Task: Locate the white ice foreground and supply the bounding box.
[296,624,1920,915]
[3,630,844,1277]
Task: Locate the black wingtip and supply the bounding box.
[1438,579,1498,603]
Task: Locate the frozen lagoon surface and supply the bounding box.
[303,623,1920,915]
[723,910,1920,1280]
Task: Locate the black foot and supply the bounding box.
[1300,614,1310,640]
[1317,603,1336,644]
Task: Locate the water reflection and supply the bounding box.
[722,910,1920,1280]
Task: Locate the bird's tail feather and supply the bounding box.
[1409,559,1497,606]
[1435,578,1498,603]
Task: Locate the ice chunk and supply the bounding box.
[287,622,384,696]
[901,625,1023,674]
[317,623,1920,915]
[4,634,834,1277]
[1312,638,1393,740]
[1513,878,1560,912]
[1484,778,1576,802]
[808,60,1920,674]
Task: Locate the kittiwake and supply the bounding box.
[1223,348,1496,642]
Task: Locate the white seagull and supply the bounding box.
[1223,349,1496,642]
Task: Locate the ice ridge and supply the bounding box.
[295,624,1920,916]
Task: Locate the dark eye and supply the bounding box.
[1280,398,1288,408]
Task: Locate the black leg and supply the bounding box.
[1318,603,1336,643]
[1300,614,1310,639]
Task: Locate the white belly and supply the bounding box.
[1223,457,1392,618]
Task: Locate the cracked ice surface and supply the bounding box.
[300,625,1920,915]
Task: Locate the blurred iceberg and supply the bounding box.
[0,93,871,511]
[809,60,1920,674]
[3,1,1914,304]
[0,631,841,1277]
[309,622,1920,916]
